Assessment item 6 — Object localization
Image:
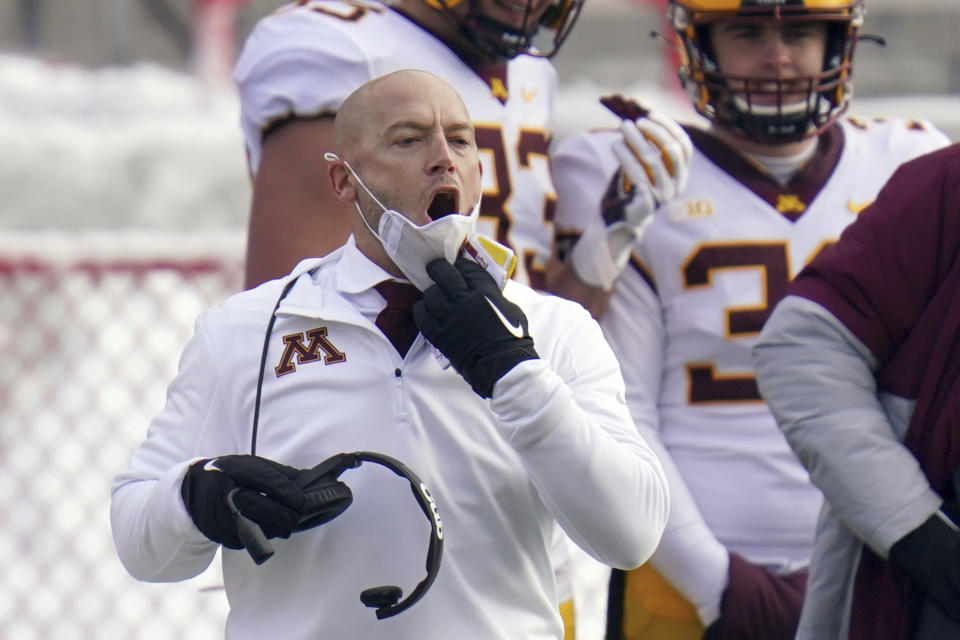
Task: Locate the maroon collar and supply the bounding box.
[472,62,509,105]
[684,124,845,222]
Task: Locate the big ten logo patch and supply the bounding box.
[667,198,714,222]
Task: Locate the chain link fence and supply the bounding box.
[0,231,244,639]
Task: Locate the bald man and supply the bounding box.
[111,71,669,640]
[236,0,578,291]
[325,70,484,284]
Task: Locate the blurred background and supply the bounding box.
[1,1,958,638]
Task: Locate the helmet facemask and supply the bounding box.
[426,0,584,60]
[669,1,863,144]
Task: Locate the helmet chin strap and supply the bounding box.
[427,0,538,60]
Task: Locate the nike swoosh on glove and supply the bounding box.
[413,256,538,398]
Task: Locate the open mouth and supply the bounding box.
[427,189,459,220]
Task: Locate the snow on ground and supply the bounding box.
[0,54,249,231]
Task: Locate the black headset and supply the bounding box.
[229,278,444,620]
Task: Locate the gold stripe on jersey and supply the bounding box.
[560,598,576,640]
[491,78,508,103]
[423,0,466,8]
[847,199,872,214]
[614,564,703,640]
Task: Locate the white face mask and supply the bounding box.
[325,152,479,291]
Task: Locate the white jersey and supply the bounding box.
[110,239,668,640]
[235,0,558,288]
[552,115,949,618]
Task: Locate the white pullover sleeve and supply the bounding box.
[490,301,669,570]
[110,316,223,581]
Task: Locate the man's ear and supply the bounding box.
[328,162,358,202]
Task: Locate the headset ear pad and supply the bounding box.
[292,453,358,530]
[296,480,353,530]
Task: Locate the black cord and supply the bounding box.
[250,277,299,455]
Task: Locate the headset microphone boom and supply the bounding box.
[227,450,444,620]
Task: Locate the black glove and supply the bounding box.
[888,510,960,624]
[413,257,538,398]
[702,552,807,640]
[180,455,305,549]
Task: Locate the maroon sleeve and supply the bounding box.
[702,553,807,640]
[788,143,960,364]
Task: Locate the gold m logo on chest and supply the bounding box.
[275,327,346,376]
[775,194,806,215]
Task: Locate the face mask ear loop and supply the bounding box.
[324,152,389,210]
[324,151,392,244]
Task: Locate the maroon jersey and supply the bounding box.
[788,142,960,638]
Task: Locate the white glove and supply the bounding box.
[570,108,692,291]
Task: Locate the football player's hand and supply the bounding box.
[702,553,807,640]
[180,455,305,549]
[414,256,538,398]
[570,98,691,291]
[612,109,691,227]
